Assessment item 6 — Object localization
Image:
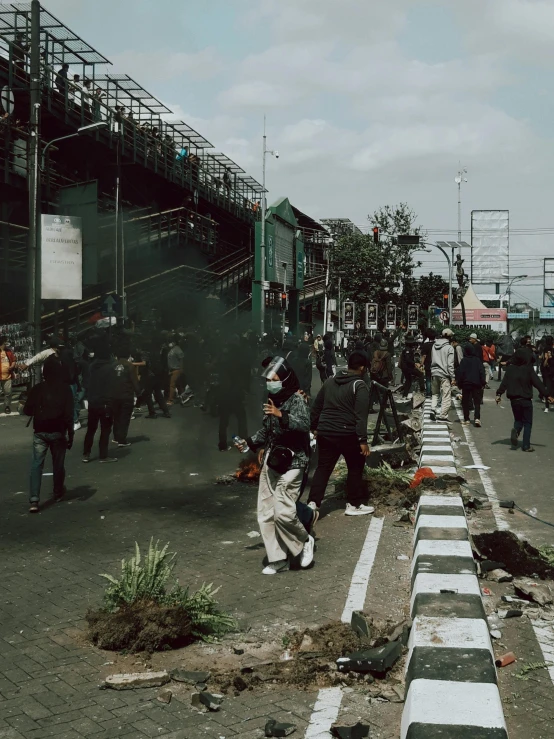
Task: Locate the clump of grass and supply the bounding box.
[538,545,554,567]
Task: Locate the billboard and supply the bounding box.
[386,304,397,330]
[343,301,355,330]
[544,258,554,307]
[407,305,418,330]
[41,215,82,300]
[365,303,378,330]
[471,210,509,284]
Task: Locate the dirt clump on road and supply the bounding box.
[474,531,554,580]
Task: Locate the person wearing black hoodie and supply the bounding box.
[308,351,374,516]
[24,358,74,513]
[82,347,117,463]
[496,348,554,452]
[323,338,336,379]
[455,344,486,427]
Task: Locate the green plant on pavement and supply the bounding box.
[99,538,236,641]
[334,459,411,487]
[538,545,554,567]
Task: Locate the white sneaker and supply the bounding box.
[406,393,413,400]
[73,421,81,431]
[307,501,318,512]
[345,503,374,516]
[262,560,288,575]
[300,535,315,568]
[545,408,549,413]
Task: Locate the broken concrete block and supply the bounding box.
[299,633,314,651]
[480,560,507,573]
[351,611,372,639]
[498,609,523,619]
[337,639,403,674]
[199,691,224,712]
[265,718,297,737]
[103,671,170,690]
[514,578,553,606]
[171,669,211,684]
[233,675,248,692]
[331,722,370,739]
[487,569,513,583]
[191,693,206,710]
[156,689,172,704]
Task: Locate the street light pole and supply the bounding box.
[259,116,278,337]
[27,0,41,356]
[455,165,467,258]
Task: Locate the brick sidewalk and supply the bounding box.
[0,405,405,738]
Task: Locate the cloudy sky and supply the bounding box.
[43,0,554,308]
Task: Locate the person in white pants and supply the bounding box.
[430,328,455,422]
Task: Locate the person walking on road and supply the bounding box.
[430,328,455,422]
[541,336,554,412]
[455,344,486,427]
[323,338,336,379]
[368,338,394,413]
[24,359,74,513]
[420,329,436,398]
[112,349,140,447]
[82,348,117,463]
[308,351,374,516]
[399,336,424,400]
[0,335,16,413]
[237,356,314,575]
[496,348,554,452]
[167,337,184,405]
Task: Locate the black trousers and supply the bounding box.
[461,386,482,421]
[218,398,248,450]
[112,398,134,443]
[402,370,424,397]
[309,434,367,508]
[144,375,169,414]
[84,405,113,459]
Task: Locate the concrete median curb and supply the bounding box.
[400,400,508,738]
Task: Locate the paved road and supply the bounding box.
[0,394,404,739]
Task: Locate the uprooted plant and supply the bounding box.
[86,539,237,653]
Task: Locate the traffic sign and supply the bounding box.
[102,293,121,316]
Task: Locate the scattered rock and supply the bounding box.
[195,683,207,691]
[299,634,314,651]
[191,693,205,710]
[490,630,502,639]
[479,560,507,573]
[473,531,554,579]
[157,689,172,704]
[199,691,224,712]
[513,578,553,606]
[498,609,523,619]
[331,722,370,739]
[265,718,297,737]
[103,671,170,690]
[233,646,245,655]
[233,676,248,692]
[487,569,513,583]
[379,685,404,703]
[171,669,211,684]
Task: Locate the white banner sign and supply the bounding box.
[41,215,82,300]
[471,210,509,284]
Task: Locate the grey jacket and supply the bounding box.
[431,338,455,379]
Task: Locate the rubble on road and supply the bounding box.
[264,718,297,737]
[171,668,211,684]
[473,531,554,579]
[331,722,370,739]
[157,688,172,704]
[337,639,403,676]
[102,670,170,690]
[199,691,224,711]
[487,569,513,583]
[513,577,554,606]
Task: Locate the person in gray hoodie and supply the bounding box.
[430,328,455,421]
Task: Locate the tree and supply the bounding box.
[418,273,449,310]
[330,204,424,325]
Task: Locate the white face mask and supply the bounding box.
[267,380,283,394]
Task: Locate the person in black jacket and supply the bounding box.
[82,348,118,463]
[24,358,74,513]
[455,344,486,427]
[112,348,140,447]
[308,351,374,516]
[323,338,336,379]
[496,349,554,452]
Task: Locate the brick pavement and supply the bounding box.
[0,404,405,738]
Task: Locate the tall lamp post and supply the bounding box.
[420,241,452,316]
[259,116,278,337]
[455,165,467,256]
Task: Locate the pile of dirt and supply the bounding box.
[474,531,554,580]
[86,602,192,653]
[335,475,417,510]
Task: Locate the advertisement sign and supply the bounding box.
[507,312,529,320]
[451,307,507,333]
[407,305,419,330]
[328,298,337,311]
[365,303,378,330]
[41,215,82,300]
[471,210,509,284]
[386,304,397,330]
[343,301,355,330]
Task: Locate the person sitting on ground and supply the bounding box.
[237,357,314,575]
[455,344,486,427]
[496,349,554,452]
[308,351,374,517]
[24,358,74,513]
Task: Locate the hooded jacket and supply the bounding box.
[87,358,116,408]
[455,345,486,389]
[497,350,549,401]
[431,338,455,379]
[24,361,74,440]
[310,370,370,442]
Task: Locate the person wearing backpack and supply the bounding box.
[368,339,394,412]
[24,357,74,513]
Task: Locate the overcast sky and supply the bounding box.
[44,0,554,308]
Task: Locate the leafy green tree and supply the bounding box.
[418,273,449,309]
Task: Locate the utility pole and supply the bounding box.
[27,0,41,356]
[115,130,125,322]
[260,117,267,337]
[455,165,467,258]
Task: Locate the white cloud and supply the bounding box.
[109,48,222,85]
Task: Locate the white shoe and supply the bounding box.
[307,501,318,512]
[406,393,413,400]
[84,400,88,410]
[262,560,288,575]
[73,422,81,431]
[345,503,374,516]
[545,408,549,413]
[300,535,315,568]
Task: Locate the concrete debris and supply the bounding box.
[487,569,513,583]
[102,671,170,690]
[490,630,502,639]
[513,577,553,606]
[337,639,403,675]
[199,691,224,712]
[498,609,523,619]
[330,722,370,739]
[299,634,314,651]
[351,611,372,639]
[378,685,405,702]
[156,689,172,704]
[191,692,205,710]
[171,669,211,684]
[233,676,248,692]
[479,560,507,574]
[265,719,297,737]
[397,554,410,561]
